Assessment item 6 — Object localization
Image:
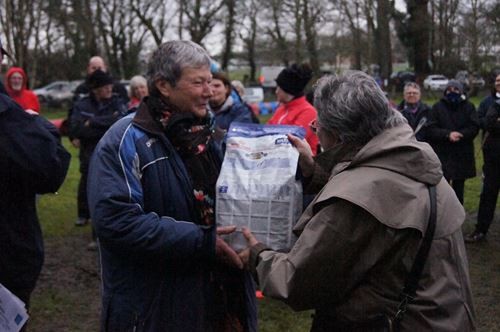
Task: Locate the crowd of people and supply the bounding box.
[1,35,499,331]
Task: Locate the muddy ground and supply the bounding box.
[28,213,500,331]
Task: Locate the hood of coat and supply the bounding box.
[209,95,234,115]
[306,123,462,237]
[331,123,443,186]
[5,67,28,95]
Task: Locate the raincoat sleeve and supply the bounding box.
[0,97,70,193]
[251,199,416,311]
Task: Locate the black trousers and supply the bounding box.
[449,179,465,205]
[77,143,96,219]
[476,150,500,234]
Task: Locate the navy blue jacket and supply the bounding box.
[477,94,499,130]
[397,100,431,141]
[212,96,258,131]
[88,104,256,331]
[70,94,127,144]
[0,94,70,295]
[70,94,127,169]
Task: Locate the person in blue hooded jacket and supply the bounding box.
[88,40,256,332]
[427,80,479,204]
[209,71,259,144]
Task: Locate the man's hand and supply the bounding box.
[448,131,463,142]
[238,227,259,267]
[71,138,81,148]
[216,226,243,269]
[287,133,314,177]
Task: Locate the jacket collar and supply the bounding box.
[314,143,359,176]
[283,95,308,109]
[210,95,234,115]
[132,98,164,136]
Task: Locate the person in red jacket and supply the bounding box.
[268,64,319,155]
[5,67,40,114]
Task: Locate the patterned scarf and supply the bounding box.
[146,95,220,226]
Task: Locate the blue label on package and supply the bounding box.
[227,122,306,139]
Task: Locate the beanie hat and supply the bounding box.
[276,64,313,97]
[444,80,464,95]
[87,69,113,89]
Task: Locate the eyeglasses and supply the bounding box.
[310,119,318,134]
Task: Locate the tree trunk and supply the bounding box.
[221,0,236,70]
[408,0,431,79]
[375,0,392,80]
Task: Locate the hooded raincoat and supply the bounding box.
[250,124,475,331]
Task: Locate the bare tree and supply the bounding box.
[221,0,237,70]
[0,0,40,73]
[95,0,149,78]
[459,0,488,72]
[431,0,460,73]
[337,0,363,70]
[374,0,393,80]
[264,0,290,66]
[407,0,431,78]
[239,0,260,82]
[288,0,304,63]
[301,0,324,74]
[131,0,176,46]
[180,0,224,46]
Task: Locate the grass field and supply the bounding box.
[29,97,500,331]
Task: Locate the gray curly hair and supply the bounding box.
[313,71,405,146]
[146,40,211,93]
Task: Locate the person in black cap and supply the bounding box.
[426,79,479,204]
[67,56,129,149]
[69,69,127,247]
[267,63,319,155]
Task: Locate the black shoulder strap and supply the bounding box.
[394,185,437,323]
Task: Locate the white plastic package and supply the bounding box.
[216,122,305,251]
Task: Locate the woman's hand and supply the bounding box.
[287,133,315,177]
[238,227,259,268]
[216,226,243,269]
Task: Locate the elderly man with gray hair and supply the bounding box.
[240,71,475,331]
[88,40,256,331]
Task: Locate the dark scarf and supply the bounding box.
[146,95,248,331]
[146,95,220,226]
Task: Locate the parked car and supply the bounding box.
[34,80,81,107]
[423,75,449,91]
[455,71,485,91]
[243,86,264,104]
[470,74,485,89]
[390,71,416,91]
